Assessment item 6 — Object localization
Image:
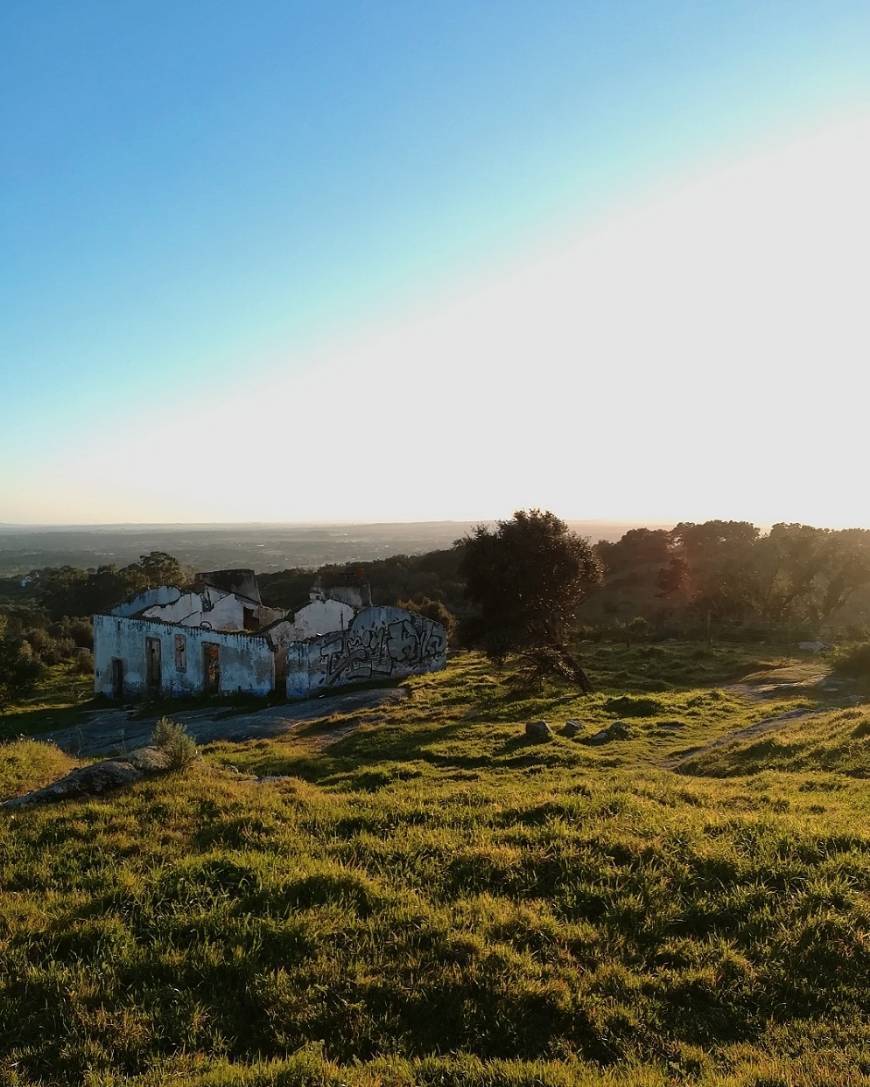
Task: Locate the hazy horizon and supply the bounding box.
[0,517,675,530]
[0,518,676,579]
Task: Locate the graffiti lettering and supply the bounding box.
[311,609,447,688]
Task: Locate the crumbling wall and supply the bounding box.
[110,586,182,618]
[195,569,261,603]
[286,606,446,699]
[94,615,275,699]
[321,585,366,609]
[289,598,355,640]
[141,587,284,631]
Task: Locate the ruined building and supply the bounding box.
[93,569,447,701]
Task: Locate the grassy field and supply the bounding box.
[0,662,93,741]
[0,643,867,1086]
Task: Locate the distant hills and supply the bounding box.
[0,520,664,577]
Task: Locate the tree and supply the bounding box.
[597,528,672,575]
[122,552,187,594]
[396,596,457,641]
[0,636,45,707]
[459,509,602,690]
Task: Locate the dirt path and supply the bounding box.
[39,686,409,758]
[662,663,846,771]
[661,704,822,770]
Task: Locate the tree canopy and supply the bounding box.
[459,509,602,687]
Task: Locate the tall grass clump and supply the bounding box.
[152,716,198,771]
[0,738,75,799]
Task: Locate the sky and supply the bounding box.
[2,1,869,527]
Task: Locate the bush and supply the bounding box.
[397,596,456,640]
[152,717,198,771]
[71,647,94,676]
[0,637,45,706]
[23,628,52,655]
[830,642,870,679]
[625,616,652,644]
[64,617,94,650]
[31,634,77,666]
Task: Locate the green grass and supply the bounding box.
[0,737,78,799]
[0,662,94,741]
[676,705,870,778]
[0,644,867,1086]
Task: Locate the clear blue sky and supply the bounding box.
[2,2,870,524]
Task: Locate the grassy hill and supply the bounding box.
[0,645,867,1086]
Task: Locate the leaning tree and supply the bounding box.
[459,509,602,691]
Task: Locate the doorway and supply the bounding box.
[145,637,162,696]
[203,642,220,695]
[111,658,124,700]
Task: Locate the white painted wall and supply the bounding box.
[94,614,275,699]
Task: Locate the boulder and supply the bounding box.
[3,745,173,809]
[126,746,172,772]
[560,720,583,737]
[581,721,633,746]
[3,759,143,808]
[525,720,553,742]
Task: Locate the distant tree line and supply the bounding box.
[0,552,188,705]
[5,519,870,706]
[590,521,870,639]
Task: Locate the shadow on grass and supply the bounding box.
[0,697,106,742]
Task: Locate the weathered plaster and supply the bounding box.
[289,597,355,639]
[94,615,275,699]
[110,585,182,618]
[316,585,367,609]
[286,606,447,698]
[95,577,445,703]
[141,586,284,631]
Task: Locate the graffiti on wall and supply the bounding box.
[313,610,446,688]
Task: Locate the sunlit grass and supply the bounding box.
[0,644,866,1085]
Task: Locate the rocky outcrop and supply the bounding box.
[2,746,171,809]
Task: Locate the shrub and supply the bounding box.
[71,647,94,676]
[626,616,652,644]
[152,717,198,771]
[37,635,77,665]
[397,596,456,641]
[0,637,45,706]
[65,617,94,650]
[830,642,870,679]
